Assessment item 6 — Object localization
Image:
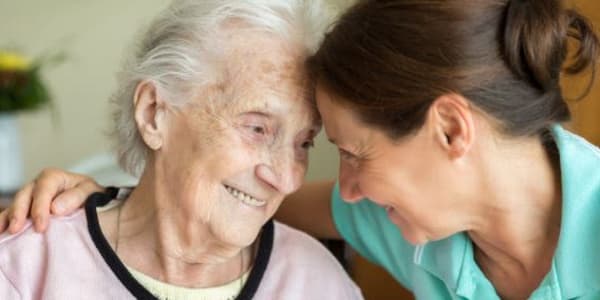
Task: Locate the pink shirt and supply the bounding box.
[0,193,363,299]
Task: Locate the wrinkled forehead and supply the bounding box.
[195,30,319,126]
[224,31,309,98]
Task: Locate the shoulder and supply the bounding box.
[0,209,87,249]
[257,222,362,299]
[0,210,89,282]
[0,207,132,298]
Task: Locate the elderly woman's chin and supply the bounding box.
[214,223,264,247]
[205,209,273,247]
[202,188,283,247]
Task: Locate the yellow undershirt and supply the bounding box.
[127,266,251,300]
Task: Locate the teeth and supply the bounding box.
[225,185,266,207]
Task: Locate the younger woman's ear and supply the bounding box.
[133,81,168,150]
[428,93,475,158]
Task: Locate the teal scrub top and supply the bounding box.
[332,125,600,299]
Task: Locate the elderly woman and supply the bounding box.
[0,1,362,299]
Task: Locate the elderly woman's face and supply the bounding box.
[156,34,319,247]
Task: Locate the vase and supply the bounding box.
[0,113,24,194]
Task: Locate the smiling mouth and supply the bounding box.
[224,185,267,207]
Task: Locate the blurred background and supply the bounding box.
[0,0,357,187]
[2,0,598,186]
[0,0,598,299]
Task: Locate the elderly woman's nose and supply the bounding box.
[255,151,303,194]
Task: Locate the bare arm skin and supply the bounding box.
[274,179,341,239]
[0,168,103,233]
[0,169,340,239]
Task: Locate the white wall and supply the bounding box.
[1,0,347,183]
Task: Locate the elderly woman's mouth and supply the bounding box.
[224,184,267,207]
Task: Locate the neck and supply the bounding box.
[99,163,254,288]
[466,134,562,299]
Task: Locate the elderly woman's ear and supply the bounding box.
[133,81,169,150]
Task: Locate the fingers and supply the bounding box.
[30,168,69,232]
[0,168,104,235]
[0,209,10,233]
[7,183,35,234]
[51,180,103,216]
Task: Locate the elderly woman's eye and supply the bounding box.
[301,140,315,150]
[246,125,267,135]
[252,126,266,134]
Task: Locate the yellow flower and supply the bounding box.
[0,51,30,72]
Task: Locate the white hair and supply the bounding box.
[111,0,336,176]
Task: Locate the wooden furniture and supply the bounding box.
[351,254,415,300]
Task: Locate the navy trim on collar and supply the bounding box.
[85,191,274,300]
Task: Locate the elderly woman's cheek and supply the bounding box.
[293,159,308,189]
[278,152,309,195]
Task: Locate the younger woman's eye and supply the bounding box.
[338,149,351,159]
[338,148,359,162]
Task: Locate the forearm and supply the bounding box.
[275,179,341,239]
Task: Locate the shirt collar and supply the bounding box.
[414,232,497,299]
[550,125,600,299]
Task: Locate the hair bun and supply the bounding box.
[503,0,567,91]
[503,0,598,94]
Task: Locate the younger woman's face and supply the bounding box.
[316,85,468,245]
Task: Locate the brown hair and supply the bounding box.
[308,0,599,139]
